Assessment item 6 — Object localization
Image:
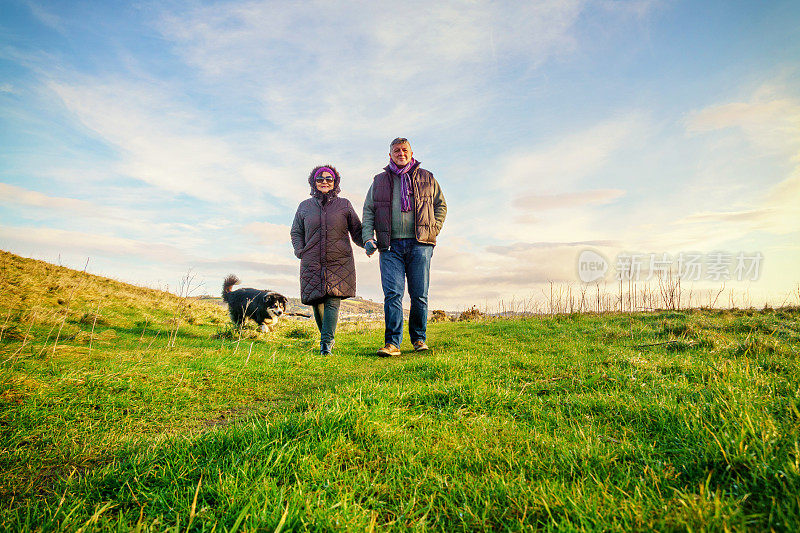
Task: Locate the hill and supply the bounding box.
[1,249,799,531]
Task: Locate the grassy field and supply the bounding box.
[1,249,799,531]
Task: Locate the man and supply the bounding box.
[363,137,447,356]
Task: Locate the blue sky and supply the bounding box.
[1,0,799,310]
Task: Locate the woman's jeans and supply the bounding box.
[313,297,341,353]
[379,239,434,347]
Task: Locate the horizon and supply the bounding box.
[2,1,799,310]
[4,248,796,315]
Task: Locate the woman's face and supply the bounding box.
[315,171,334,193]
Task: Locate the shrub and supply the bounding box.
[458,306,484,321]
[431,309,450,322]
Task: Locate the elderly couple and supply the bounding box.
[290,138,447,356]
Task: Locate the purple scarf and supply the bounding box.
[388,158,417,212]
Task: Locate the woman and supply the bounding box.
[290,165,364,355]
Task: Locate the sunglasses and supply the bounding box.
[315,177,334,183]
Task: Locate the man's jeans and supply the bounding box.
[379,239,434,347]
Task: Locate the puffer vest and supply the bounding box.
[372,165,438,249]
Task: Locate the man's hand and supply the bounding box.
[365,239,378,256]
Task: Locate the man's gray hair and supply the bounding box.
[390,137,410,148]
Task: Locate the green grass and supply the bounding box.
[1,250,800,531]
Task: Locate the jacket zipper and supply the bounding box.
[320,201,326,288]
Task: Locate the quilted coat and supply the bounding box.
[290,166,364,305]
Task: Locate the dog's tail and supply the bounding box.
[222,274,240,301]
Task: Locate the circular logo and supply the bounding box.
[577,250,608,283]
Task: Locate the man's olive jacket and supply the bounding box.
[362,163,447,250]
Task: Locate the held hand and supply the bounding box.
[365,240,377,256]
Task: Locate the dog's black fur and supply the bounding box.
[222,274,288,331]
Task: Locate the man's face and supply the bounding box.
[390,142,413,167]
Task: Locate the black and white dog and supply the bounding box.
[222,274,288,332]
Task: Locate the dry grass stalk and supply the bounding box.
[52,258,90,357]
[168,270,202,349]
[88,304,99,358]
[139,317,149,343]
[0,309,11,343]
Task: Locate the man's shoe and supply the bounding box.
[376,343,401,357]
[413,340,429,352]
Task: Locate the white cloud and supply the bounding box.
[675,88,800,239]
[533,86,800,260]
[513,189,625,210]
[0,183,100,214]
[598,0,663,18]
[35,0,615,262]
[685,92,800,156]
[498,114,647,191]
[157,0,588,143]
[0,222,305,294]
[47,78,304,207]
[24,1,66,33]
[427,241,602,309]
[240,221,292,245]
[0,225,189,264]
[675,172,800,236]
[0,182,236,249]
[682,209,777,225]
[440,115,645,247]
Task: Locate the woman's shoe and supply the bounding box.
[320,340,334,355]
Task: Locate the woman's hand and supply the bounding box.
[365,240,378,256]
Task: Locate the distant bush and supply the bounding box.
[431,309,451,322]
[458,306,484,321]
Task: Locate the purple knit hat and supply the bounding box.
[307,165,341,197]
[313,166,336,179]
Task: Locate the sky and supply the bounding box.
[1,0,799,311]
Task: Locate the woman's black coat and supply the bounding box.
[290,167,364,305]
